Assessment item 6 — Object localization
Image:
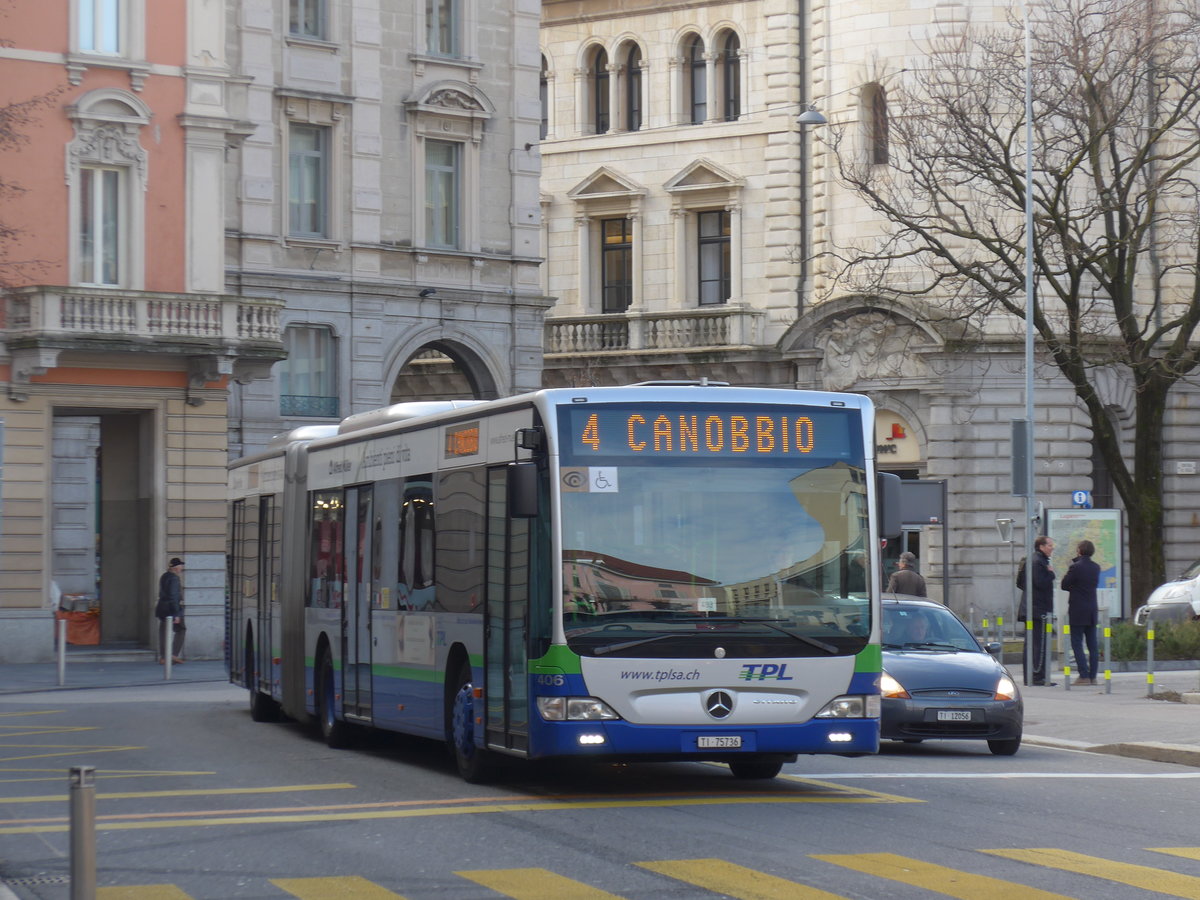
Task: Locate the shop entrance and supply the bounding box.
[52,411,153,648]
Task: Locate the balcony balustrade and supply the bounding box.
[544,305,763,356]
[3,285,285,386]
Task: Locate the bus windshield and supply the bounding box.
[559,461,872,658]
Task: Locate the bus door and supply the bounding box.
[484,467,530,754]
[341,486,374,720]
[254,495,274,692]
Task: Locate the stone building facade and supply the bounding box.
[0,0,283,663]
[224,0,552,460]
[538,0,1200,621]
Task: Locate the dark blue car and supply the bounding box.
[880,595,1024,756]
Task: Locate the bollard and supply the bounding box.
[1062,622,1072,691]
[1103,612,1112,694]
[1146,617,1155,699]
[69,765,96,900]
[58,617,67,686]
[1043,614,1053,687]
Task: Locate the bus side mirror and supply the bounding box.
[509,462,539,518]
[877,472,902,540]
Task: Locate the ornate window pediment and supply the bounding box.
[66,90,150,187]
[567,166,645,203]
[406,81,493,143]
[664,158,743,203]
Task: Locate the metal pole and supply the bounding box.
[69,765,96,900]
[58,617,67,686]
[1021,0,1038,688]
[1146,616,1155,699]
[1062,621,1071,690]
[1103,611,1112,694]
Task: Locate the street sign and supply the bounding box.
[1071,490,1092,509]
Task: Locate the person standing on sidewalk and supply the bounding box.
[1024,535,1057,686]
[155,557,186,664]
[1061,539,1101,685]
[886,551,927,596]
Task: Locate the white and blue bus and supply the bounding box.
[227,383,901,781]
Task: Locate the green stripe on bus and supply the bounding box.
[855,644,882,672]
[529,644,583,675]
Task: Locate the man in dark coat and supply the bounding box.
[1061,539,1101,685]
[886,551,927,597]
[1023,535,1057,685]
[156,557,186,664]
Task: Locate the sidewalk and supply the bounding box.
[2,656,1199,768]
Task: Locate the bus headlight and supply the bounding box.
[537,696,620,721]
[814,694,879,718]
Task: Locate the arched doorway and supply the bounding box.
[390,340,500,403]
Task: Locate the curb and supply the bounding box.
[1025,734,1200,768]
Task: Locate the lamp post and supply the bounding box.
[1021,0,1039,686]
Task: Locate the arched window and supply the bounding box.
[865,84,889,165]
[539,54,549,140]
[686,35,706,125]
[592,48,610,134]
[719,32,740,121]
[624,45,642,132]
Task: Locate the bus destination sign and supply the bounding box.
[444,422,481,458]
[560,404,857,462]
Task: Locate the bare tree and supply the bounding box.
[823,0,1200,607]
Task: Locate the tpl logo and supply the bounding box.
[738,663,794,681]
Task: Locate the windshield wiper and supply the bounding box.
[668,616,840,655]
[593,632,681,656]
[902,641,962,651]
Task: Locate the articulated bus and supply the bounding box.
[227,384,901,782]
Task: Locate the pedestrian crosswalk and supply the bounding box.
[84,848,1200,899]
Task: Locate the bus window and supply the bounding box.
[309,490,344,608]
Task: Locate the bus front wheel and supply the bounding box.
[728,756,784,780]
[317,652,353,749]
[450,662,497,784]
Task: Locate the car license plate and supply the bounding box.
[936,710,973,722]
[698,735,742,748]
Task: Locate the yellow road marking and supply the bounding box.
[638,859,847,899]
[814,852,1072,899]
[983,848,1200,898]
[0,769,215,785]
[0,791,908,835]
[0,710,67,718]
[0,726,99,737]
[97,887,193,899]
[0,745,143,763]
[1153,848,1200,861]
[457,867,621,899]
[273,875,408,899]
[0,782,355,804]
[778,774,924,804]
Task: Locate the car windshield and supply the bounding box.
[882,604,981,652]
[1178,559,1200,581]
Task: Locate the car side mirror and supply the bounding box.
[984,641,1003,656]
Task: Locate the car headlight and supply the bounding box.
[536,696,620,721]
[1159,585,1190,601]
[994,674,1018,701]
[815,694,878,718]
[879,671,911,699]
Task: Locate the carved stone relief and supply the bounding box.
[815,312,933,391]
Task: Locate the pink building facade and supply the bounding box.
[0,1,282,662]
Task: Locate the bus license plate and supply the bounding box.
[698,735,742,748]
[936,710,972,722]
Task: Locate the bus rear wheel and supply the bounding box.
[317,652,353,749]
[450,662,497,784]
[728,757,784,780]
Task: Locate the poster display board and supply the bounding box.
[1046,508,1125,620]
